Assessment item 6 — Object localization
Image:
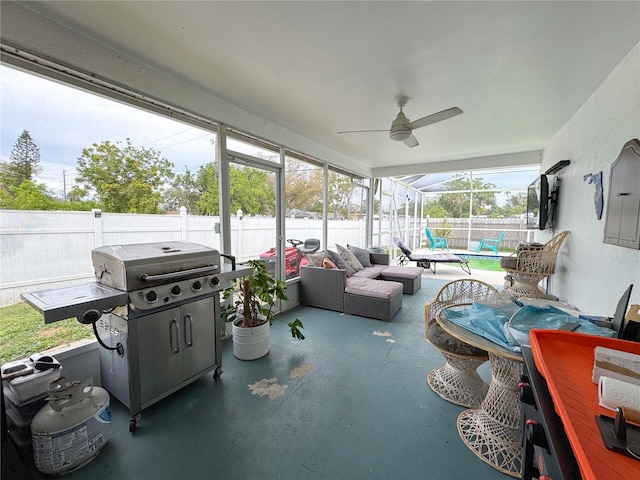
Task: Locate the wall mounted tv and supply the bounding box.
[527,174,559,230]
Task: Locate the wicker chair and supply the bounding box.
[501,231,569,299]
[425,279,499,407]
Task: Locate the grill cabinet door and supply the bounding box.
[138,306,183,404]
[181,296,216,380]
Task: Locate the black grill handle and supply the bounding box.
[139,265,218,282]
[220,254,236,271]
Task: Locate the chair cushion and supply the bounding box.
[345,277,402,299]
[427,317,487,356]
[500,256,517,269]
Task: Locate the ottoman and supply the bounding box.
[379,265,424,294]
[343,277,403,322]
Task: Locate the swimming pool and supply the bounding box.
[458,254,503,272]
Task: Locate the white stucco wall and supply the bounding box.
[539,43,640,315]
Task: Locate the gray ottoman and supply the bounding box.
[344,277,403,321]
[379,265,424,294]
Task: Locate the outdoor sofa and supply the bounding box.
[299,245,424,322]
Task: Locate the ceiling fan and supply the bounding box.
[337,96,463,148]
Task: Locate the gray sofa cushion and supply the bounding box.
[345,277,402,299]
[327,249,355,276]
[347,244,372,267]
[336,244,364,271]
[351,265,388,278]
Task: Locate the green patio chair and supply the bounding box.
[425,228,449,251]
[477,231,505,254]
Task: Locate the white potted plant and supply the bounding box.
[228,259,304,360]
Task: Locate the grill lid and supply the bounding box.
[92,241,220,291]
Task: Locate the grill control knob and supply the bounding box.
[519,382,535,405]
[145,291,158,303]
[170,285,181,296]
[192,280,202,291]
[526,419,549,450]
[210,277,220,287]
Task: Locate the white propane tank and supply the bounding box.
[31,377,111,475]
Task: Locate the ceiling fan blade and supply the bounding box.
[337,129,390,134]
[403,134,419,148]
[407,107,463,130]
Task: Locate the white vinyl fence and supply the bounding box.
[0,208,222,306]
[1,209,528,307]
[0,209,365,306]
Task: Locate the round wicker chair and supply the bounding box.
[501,231,569,299]
[424,279,499,407]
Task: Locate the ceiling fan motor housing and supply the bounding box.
[389,112,411,141]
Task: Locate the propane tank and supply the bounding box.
[31,377,111,475]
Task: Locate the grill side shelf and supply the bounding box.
[20,283,129,324]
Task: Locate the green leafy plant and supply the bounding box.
[223,259,305,340]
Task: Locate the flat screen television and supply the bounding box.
[526,175,549,230]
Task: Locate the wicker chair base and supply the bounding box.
[455,353,524,478]
[457,409,522,478]
[426,352,489,408]
[502,271,557,299]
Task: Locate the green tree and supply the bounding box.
[499,192,527,217]
[164,167,202,213]
[1,130,42,198]
[194,163,219,215]
[284,158,323,216]
[170,161,275,216]
[0,180,54,210]
[75,139,174,213]
[432,176,499,218]
[328,171,356,219]
[229,165,274,215]
[9,130,41,184]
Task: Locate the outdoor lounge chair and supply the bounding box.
[477,231,505,254]
[393,237,471,274]
[425,228,449,251]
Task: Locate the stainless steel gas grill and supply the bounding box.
[21,241,249,432]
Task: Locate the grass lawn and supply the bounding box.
[0,303,94,365]
[460,255,505,272]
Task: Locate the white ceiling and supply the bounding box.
[21,1,640,174]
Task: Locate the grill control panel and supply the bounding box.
[129,274,223,312]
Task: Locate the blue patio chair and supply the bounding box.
[477,231,505,254]
[425,228,449,251]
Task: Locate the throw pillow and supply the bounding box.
[347,244,372,267]
[326,250,355,276]
[322,258,337,269]
[305,251,326,267]
[336,244,364,271]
